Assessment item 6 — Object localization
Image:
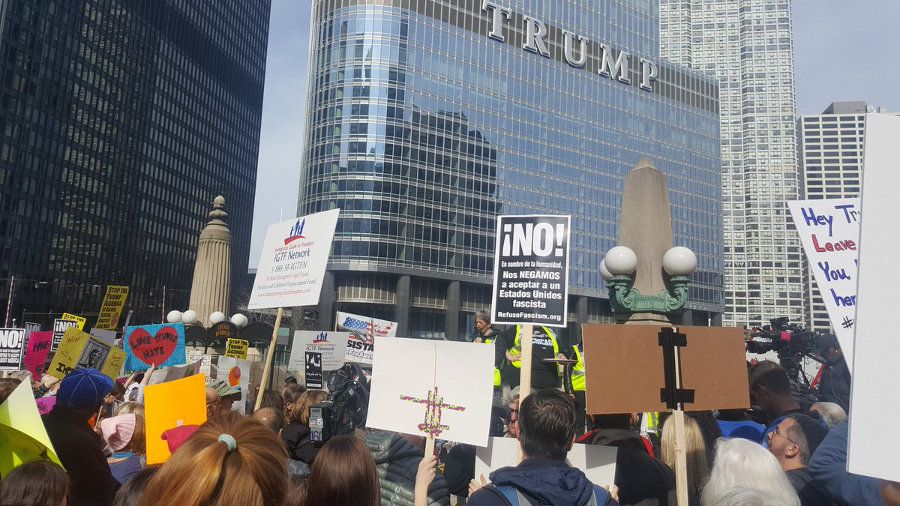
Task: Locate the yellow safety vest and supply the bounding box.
[571,344,585,392]
[509,326,559,368]
[484,338,501,387]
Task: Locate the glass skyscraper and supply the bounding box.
[299,0,723,340]
[0,0,270,325]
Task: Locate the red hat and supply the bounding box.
[161,424,201,454]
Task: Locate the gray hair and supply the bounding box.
[810,402,847,428]
[712,487,794,506]
[700,438,800,506]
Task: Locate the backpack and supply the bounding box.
[486,483,612,506]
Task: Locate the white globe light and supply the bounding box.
[182,310,199,325]
[663,246,698,276]
[209,311,227,325]
[604,246,638,275]
[599,259,614,281]
[166,310,183,323]
[230,313,249,328]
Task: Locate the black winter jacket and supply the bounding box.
[281,423,319,465]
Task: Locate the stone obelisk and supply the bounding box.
[618,158,673,324]
[188,196,232,327]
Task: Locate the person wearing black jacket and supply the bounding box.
[814,334,851,413]
[281,390,326,465]
[496,325,561,390]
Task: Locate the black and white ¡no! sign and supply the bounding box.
[491,215,571,327]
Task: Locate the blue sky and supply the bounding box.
[248,0,900,267]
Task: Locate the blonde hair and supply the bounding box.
[115,402,144,416]
[661,415,710,498]
[139,412,288,506]
[290,389,327,425]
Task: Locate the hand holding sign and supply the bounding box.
[124,324,187,371]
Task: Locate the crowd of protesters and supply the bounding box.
[1,321,898,506]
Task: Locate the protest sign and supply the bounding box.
[95,285,129,330]
[187,349,211,377]
[24,322,40,339]
[225,338,249,359]
[848,113,900,482]
[336,312,396,365]
[582,325,749,414]
[289,331,349,372]
[248,209,340,310]
[61,313,86,330]
[23,331,53,377]
[305,351,324,389]
[0,381,62,477]
[90,328,117,346]
[47,327,126,381]
[123,323,187,371]
[144,374,207,465]
[475,437,616,487]
[491,215,571,327]
[788,198,860,371]
[367,338,494,447]
[0,328,25,371]
[51,318,79,351]
[217,356,250,414]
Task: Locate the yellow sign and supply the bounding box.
[0,382,62,477]
[225,338,249,360]
[60,313,86,330]
[47,327,126,381]
[95,285,129,330]
[144,374,207,465]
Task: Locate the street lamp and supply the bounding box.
[602,245,697,318]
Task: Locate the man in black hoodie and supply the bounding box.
[468,389,616,506]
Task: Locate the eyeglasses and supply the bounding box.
[772,426,796,446]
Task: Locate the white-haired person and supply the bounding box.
[701,438,800,506]
[809,401,846,429]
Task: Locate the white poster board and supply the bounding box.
[336,311,397,365]
[288,331,349,372]
[475,437,617,487]
[217,356,251,415]
[248,209,339,309]
[787,198,860,371]
[848,113,900,482]
[367,338,494,447]
[186,349,211,377]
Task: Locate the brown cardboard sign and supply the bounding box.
[583,325,749,414]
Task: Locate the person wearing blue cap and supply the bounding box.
[42,368,120,506]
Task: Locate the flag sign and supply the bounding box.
[289,331,349,372]
[788,198,860,370]
[491,215,571,327]
[47,327,126,381]
[248,209,340,309]
[61,313,86,330]
[23,331,53,377]
[124,323,187,371]
[95,285,129,330]
[0,328,26,371]
[225,338,249,360]
[305,351,324,389]
[51,319,80,351]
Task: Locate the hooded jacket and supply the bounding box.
[281,422,318,465]
[365,432,451,506]
[468,458,608,506]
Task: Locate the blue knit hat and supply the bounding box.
[57,368,114,410]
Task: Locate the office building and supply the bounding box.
[0,0,270,326]
[298,0,724,339]
[798,101,895,332]
[660,0,804,329]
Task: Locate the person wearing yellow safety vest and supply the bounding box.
[471,312,503,388]
[498,325,560,390]
[566,342,588,436]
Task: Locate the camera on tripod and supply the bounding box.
[309,363,370,446]
[745,317,817,356]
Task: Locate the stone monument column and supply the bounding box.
[188,196,232,327]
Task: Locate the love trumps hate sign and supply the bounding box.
[124,323,187,371]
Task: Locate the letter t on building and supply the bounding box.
[482,0,510,42]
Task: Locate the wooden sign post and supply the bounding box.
[254,307,283,412]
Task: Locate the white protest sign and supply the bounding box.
[475,437,617,487]
[187,349,211,377]
[848,113,900,482]
[367,338,494,447]
[248,209,339,309]
[788,198,860,370]
[336,311,397,365]
[289,331,349,372]
[0,328,26,371]
[217,356,251,415]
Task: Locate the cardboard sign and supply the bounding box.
[51,319,79,351]
[95,285,129,330]
[123,323,187,371]
[23,331,53,377]
[0,381,62,477]
[848,113,900,482]
[187,349,211,377]
[248,209,340,310]
[217,356,250,415]
[61,313,86,330]
[289,331,349,372]
[475,438,617,487]
[225,338,249,359]
[491,215,571,327]
[0,328,25,371]
[144,374,207,465]
[47,327,126,381]
[367,338,494,447]
[582,325,749,414]
[90,328,117,346]
[788,198,860,371]
[305,351,324,389]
